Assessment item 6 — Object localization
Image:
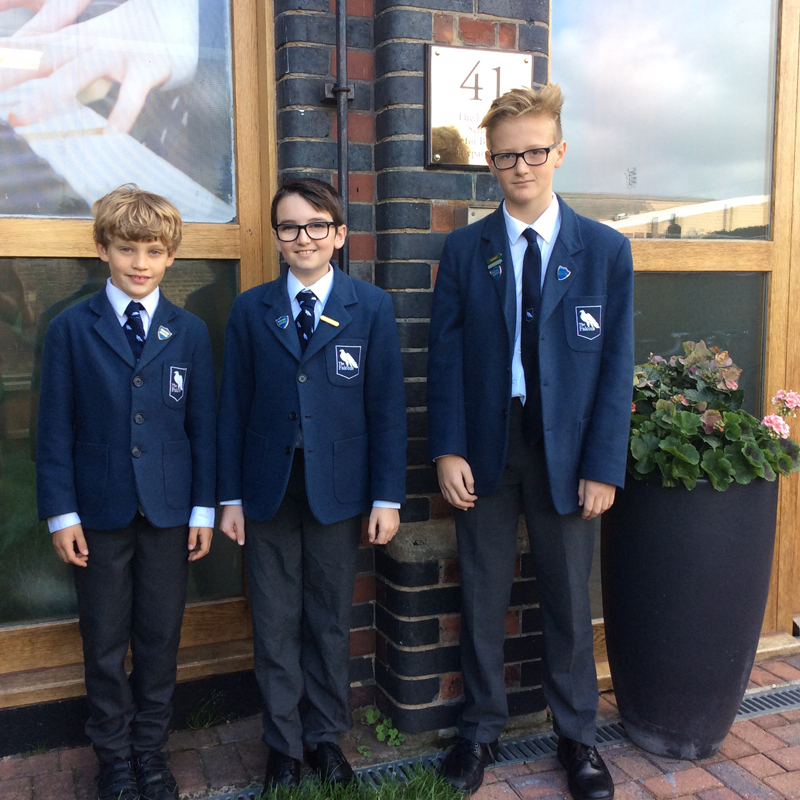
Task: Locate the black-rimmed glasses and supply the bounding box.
[489,143,560,170]
[274,221,338,242]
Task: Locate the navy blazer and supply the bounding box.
[217,266,407,525]
[427,197,634,515]
[36,289,217,530]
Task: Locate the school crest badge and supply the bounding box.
[169,366,187,401]
[335,345,361,380]
[575,305,602,340]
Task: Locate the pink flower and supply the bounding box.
[763,414,791,439]
[773,390,788,404]
[631,402,636,413]
[786,391,800,409]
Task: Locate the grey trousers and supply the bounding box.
[73,515,189,764]
[455,400,598,746]
[245,452,362,760]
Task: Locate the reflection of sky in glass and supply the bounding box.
[551,0,777,201]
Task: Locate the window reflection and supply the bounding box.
[551,0,777,240]
[0,258,240,625]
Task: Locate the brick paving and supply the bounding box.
[3,654,800,799]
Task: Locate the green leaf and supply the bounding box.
[700,449,735,491]
[660,436,700,465]
[654,452,679,487]
[742,441,767,478]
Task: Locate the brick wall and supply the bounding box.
[272,0,550,731]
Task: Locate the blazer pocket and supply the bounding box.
[326,339,368,387]
[163,362,190,408]
[242,429,269,502]
[564,295,607,352]
[163,439,192,509]
[74,441,108,515]
[333,433,369,504]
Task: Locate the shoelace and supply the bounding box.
[136,752,176,793]
[317,743,348,766]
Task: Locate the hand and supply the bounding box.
[0,0,92,37]
[52,522,88,566]
[436,455,477,510]
[188,526,212,561]
[0,0,174,132]
[368,507,399,546]
[220,505,245,546]
[578,479,616,520]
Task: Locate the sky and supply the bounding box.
[550,0,777,200]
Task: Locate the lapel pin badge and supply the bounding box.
[557,265,571,281]
[276,315,290,329]
[320,314,340,327]
[487,253,503,280]
[157,326,172,340]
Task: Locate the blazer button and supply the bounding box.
[132,375,144,387]
[298,374,307,383]
[284,446,292,455]
[131,446,142,458]
[289,411,298,420]
[134,413,145,424]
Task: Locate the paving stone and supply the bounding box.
[165,728,219,752]
[200,743,248,788]
[748,668,781,688]
[736,753,786,778]
[170,749,207,796]
[57,747,95,773]
[719,733,758,759]
[753,715,789,730]
[214,715,263,744]
[762,743,800,770]
[764,769,800,797]
[597,696,618,720]
[641,768,724,799]
[613,754,664,780]
[705,760,783,800]
[507,768,570,799]
[0,753,60,780]
[0,776,33,800]
[770,722,800,745]
[32,770,76,800]
[759,660,800,682]
[697,790,743,800]
[235,738,268,782]
[730,720,787,751]
[492,762,550,779]
[778,709,800,722]
[615,782,658,800]
[641,753,696,773]
[472,783,523,799]
[73,765,96,800]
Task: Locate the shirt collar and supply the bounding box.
[105,278,160,318]
[503,194,561,246]
[286,263,334,305]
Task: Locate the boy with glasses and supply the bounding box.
[217,179,407,791]
[427,85,634,799]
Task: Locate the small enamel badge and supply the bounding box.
[276,315,289,329]
[557,266,571,281]
[575,305,602,340]
[487,254,503,280]
[169,366,187,401]
[157,326,172,340]
[525,308,535,323]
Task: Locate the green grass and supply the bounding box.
[258,766,462,800]
[185,690,228,730]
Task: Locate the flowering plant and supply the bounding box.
[629,340,800,490]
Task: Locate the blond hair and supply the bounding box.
[480,84,564,149]
[93,184,182,253]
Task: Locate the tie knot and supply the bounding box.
[125,301,143,318]
[297,290,317,308]
[523,228,538,247]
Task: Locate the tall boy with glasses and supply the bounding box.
[427,85,634,799]
[217,179,406,791]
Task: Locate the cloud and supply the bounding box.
[551,0,776,199]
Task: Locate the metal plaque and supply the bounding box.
[426,44,534,170]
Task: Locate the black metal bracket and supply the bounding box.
[321,83,355,103]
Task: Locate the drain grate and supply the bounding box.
[205,685,800,799]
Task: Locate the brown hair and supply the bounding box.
[271,178,345,228]
[92,184,182,253]
[479,84,564,149]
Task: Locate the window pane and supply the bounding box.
[0,1,236,222]
[0,258,240,625]
[551,0,777,240]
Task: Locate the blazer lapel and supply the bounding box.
[480,205,515,357]
[539,196,583,327]
[263,272,303,362]
[90,289,135,368]
[302,267,354,362]
[136,295,179,371]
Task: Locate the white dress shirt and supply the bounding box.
[503,194,562,403]
[48,279,216,533]
[222,265,399,511]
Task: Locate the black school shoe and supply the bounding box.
[557,737,615,800]
[135,751,179,800]
[97,759,138,800]
[306,742,355,785]
[264,748,302,790]
[439,737,498,794]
